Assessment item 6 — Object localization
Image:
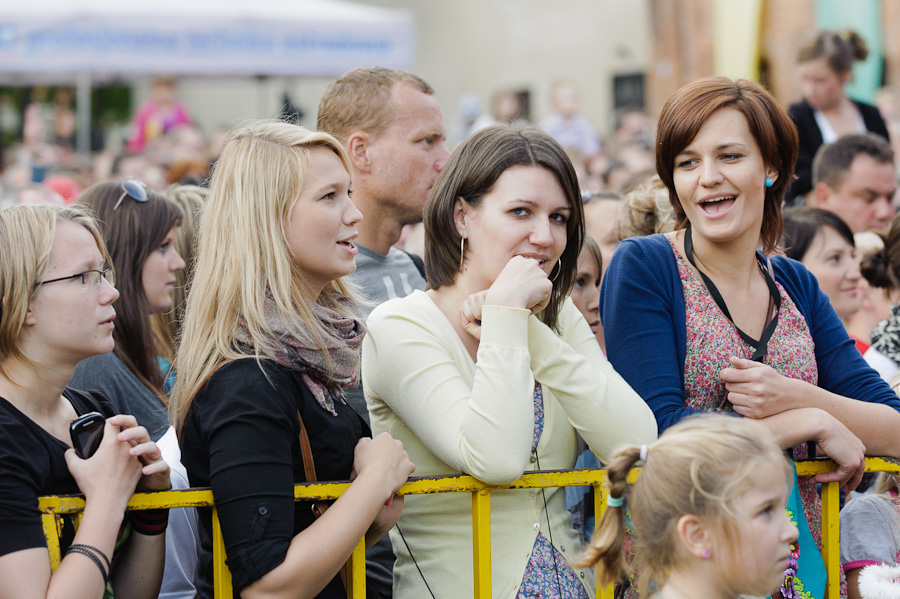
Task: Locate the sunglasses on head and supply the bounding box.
[113,178,149,211]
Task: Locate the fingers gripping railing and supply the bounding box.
[40,458,900,599]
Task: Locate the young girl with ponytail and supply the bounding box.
[579,414,798,599]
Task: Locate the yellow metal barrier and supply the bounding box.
[39,458,900,599]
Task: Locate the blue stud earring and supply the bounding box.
[764,177,774,188]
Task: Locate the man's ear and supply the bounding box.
[453,197,468,238]
[813,181,833,209]
[676,513,713,560]
[345,131,372,174]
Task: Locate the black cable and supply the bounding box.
[534,449,565,598]
[395,523,437,599]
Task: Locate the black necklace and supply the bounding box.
[683,227,781,362]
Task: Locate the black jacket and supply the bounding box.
[786,98,890,204]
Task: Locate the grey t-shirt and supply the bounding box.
[345,244,425,423]
[347,244,426,599]
[69,351,169,441]
[840,493,900,571]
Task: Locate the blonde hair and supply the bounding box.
[578,414,790,596]
[317,66,434,141]
[152,184,208,362]
[170,121,362,428]
[0,204,109,380]
[875,472,900,497]
[616,175,676,241]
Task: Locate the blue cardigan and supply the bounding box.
[599,234,900,433]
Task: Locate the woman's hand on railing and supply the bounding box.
[353,433,415,501]
[108,414,171,492]
[65,418,146,513]
[812,411,866,491]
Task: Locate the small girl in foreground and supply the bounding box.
[579,414,799,599]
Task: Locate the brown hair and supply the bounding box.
[581,235,603,284]
[812,132,894,189]
[152,184,208,361]
[79,180,183,395]
[424,124,584,330]
[655,77,798,254]
[577,414,790,597]
[861,211,900,291]
[317,66,434,141]
[798,30,869,76]
[782,207,855,262]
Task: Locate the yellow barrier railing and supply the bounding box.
[40,457,900,599]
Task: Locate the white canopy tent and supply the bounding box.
[0,0,414,151]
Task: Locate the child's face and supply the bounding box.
[722,459,798,596]
[570,248,601,335]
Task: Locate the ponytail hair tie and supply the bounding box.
[607,495,624,508]
[639,444,649,462]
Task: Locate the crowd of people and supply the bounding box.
[1,26,900,599]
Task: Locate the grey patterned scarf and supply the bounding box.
[235,297,364,416]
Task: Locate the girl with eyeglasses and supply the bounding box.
[0,204,170,599]
[70,179,185,442]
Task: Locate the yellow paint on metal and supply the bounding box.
[821,481,840,599]
[472,489,492,599]
[212,508,233,599]
[40,458,898,599]
[862,457,900,473]
[596,482,616,599]
[42,513,61,570]
[347,539,366,599]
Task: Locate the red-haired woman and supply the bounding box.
[600,76,900,599]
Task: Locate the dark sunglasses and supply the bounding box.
[113,178,149,211]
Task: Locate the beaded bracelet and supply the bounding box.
[68,543,111,572]
[66,545,109,587]
[131,508,169,536]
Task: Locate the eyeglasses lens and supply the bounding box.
[82,270,115,288]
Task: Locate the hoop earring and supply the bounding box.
[549,258,562,282]
[459,236,466,271]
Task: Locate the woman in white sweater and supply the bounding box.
[362,125,657,599]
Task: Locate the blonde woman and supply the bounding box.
[170,121,414,599]
[0,204,170,599]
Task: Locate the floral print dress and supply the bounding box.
[670,239,821,540]
[671,238,837,598]
[516,384,590,599]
